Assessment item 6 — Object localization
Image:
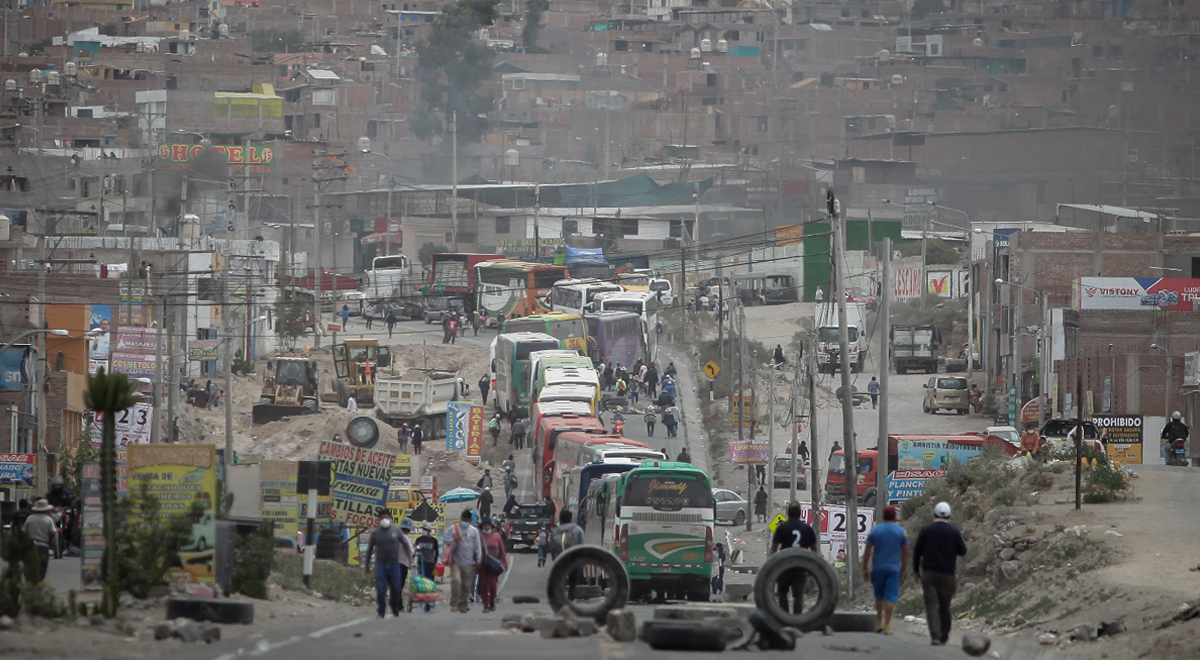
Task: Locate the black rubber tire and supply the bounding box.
[753,548,838,630]
[546,545,629,623]
[510,595,539,604]
[733,510,746,527]
[863,492,877,508]
[165,597,255,624]
[749,611,794,650]
[645,623,727,651]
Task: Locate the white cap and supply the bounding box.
[933,501,952,519]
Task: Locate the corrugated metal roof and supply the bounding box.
[1056,203,1159,220]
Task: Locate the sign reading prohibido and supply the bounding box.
[1093,414,1144,466]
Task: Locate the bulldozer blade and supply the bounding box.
[252,404,306,425]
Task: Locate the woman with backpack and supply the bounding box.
[488,414,503,447]
[476,517,507,613]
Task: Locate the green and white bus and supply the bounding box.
[493,332,561,419]
[579,461,714,602]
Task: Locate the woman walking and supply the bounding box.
[477,517,508,612]
[536,525,550,568]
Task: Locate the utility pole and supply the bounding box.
[152,288,165,443]
[788,355,800,506]
[450,111,459,251]
[876,237,892,525]
[533,183,541,261]
[312,178,323,348]
[1014,278,1023,419]
[807,341,821,555]
[224,254,234,466]
[830,189,858,598]
[967,259,975,379]
[920,203,929,311]
[767,355,776,518]
[738,301,751,532]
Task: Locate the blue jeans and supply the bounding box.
[375,562,406,616]
[538,543,548,567]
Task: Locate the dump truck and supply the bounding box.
[325,337,392,408]
[375,369,467,439]
[890,323,942,374]
[815,302,866,374]
[252,354,321,424]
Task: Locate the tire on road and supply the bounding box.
[546,545,629,623]
[752,548,838,630]
[165,597,254,624]
[748,610,795,651]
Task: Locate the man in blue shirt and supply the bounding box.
[862,505,909,635]
[867,376,880,409]
[769,503,818,614]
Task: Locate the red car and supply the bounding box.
[845,287,878,312]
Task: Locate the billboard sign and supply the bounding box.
[1076,277,1200,311]
[886,437,990,502]
[126,444,218,584]
[158,143,275,172]
[1093,414,1143,466]
[0,453,36,488]
[317,440,395,528]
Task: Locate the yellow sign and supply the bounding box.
[731,395,760,428]
[126,444,217,584]
[768,513,787,533]
[702,360,720,379]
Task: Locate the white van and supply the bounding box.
[649,278,674,306]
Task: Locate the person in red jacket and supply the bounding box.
[476,517,508,612]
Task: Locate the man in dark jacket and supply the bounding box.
[676,446,691,463]
[478,486,494,519]
[912,501,968,646]
[364,512,412,618]
[479,375,491,405]
[754,486,768,522]
[412,526,439,578]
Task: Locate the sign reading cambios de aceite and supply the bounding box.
[317,440,395,528]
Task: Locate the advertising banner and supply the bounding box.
[80,455,127,586]
[894,268,922,299]
[446,401,471,452]
[886,437,990,502]
[729,440,770,465]
[1076,277,1200,311]
[317,440,395,528]
[466,405,484,465]
[89,402,154,447]
[118,281,148,326]
[796,503,874,564]
[0,453,36,489]
[2,346,28,390]
[187,340,220,361]
[260,461,300,547]
[126,445,217,584]
[903,187,939,230]
[391,454,412,486]
[731,395,760,428]
[1094,414,1144,466]
[158,143,276,172]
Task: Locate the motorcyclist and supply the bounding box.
[1161,411,1190,464]
[45,476,75,509]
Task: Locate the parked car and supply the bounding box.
[845,287,878,312]
[1039,419,1104,453]
[772,455,807,490]
[423,297,464,324]
[503,501,555,551]
[922,376,970,415]
[984,425,1021,450]
[342,290,367,315]
[712,488,749,526]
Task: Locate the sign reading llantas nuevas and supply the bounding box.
[317,440,395,528]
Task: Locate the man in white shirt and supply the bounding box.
[22,499,58,583]
[445,509,481,613]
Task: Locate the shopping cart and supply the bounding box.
[407,555,439,613]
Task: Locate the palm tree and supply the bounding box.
[83,367,141,617]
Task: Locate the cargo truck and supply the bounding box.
[375,368,467,438]
[890,323,942,374]
[815,302,866,374]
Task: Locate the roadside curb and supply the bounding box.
[660,345,710,475]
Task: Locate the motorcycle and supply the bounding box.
[1166,439,1189,467]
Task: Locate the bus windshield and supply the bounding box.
[516,340,561,360]
[623,475,711,511]
[373,256,408,270]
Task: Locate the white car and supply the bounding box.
[712,488,749,526]
[649,278,675,306]
[985,425,1020,450]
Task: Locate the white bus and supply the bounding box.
[551,278,623,316]
[595,291,660,360]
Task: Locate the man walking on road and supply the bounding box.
[867,376,880,409]
[862,505,909,635]
[479,374,491,405]
[913,501,967,646]
[445,509,481,613]
[364,512,412,618]
[769,503,817,614]
[22,499,58,583]
[644,408,657,437]
[754,486,768,523]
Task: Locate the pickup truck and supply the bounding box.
[503,501,555,551]
[891,323,942,374]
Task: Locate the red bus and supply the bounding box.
[548,432,662,513]
[532,412,606,501]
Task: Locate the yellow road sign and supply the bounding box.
[702,360,720,379]
[768,513,787,533]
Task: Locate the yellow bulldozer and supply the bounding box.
[324,337,392,408]
[252,354,321,425]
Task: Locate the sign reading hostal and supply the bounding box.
[126,444,218,584]
[317,440,395,528]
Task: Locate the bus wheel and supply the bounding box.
[753,548,838,630]
[686,584,711,602]
[546,546,629,623]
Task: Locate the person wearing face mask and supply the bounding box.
[365,511,412,618]
[443,509,482,613]
[476,517,508,612]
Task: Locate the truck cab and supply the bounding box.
[825,446,893,507]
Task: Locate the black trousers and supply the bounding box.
[921,571,957,642]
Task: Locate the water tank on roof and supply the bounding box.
[689,47,701,60]
[504,148,520,167]
[877,49,890,64]
[219,23,229,37]
[700,38,711,52]
[716,39,727,53]
[179,29,190,40]
[891,74,904,86]
[357,136,372,152]
[973,37,984,47]
[64,61,77,77]
[28,69,41,84]
[5,79,15,91]
[47,70,60,85]
[596,52,608,67]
